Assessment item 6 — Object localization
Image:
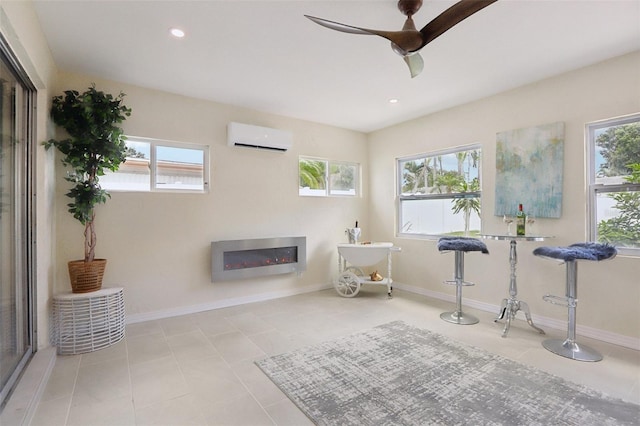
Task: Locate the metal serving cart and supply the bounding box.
[334,242,401,298]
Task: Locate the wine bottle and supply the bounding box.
[516,204,526,236]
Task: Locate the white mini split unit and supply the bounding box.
[227,122,293,152]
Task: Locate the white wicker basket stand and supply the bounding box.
[52,287,125,355]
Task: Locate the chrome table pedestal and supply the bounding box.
[482,235,549,338]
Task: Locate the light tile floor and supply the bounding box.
[31,288,640,425]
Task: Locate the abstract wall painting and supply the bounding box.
[494,122,565,218]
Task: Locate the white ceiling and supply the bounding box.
[32,0,640,133]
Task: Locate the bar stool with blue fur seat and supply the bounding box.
[437,237,489,325]
[533,242,617,362]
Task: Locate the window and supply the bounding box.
[299,157,359,197]
[101,136,209,192]
[398,145,481,238]
[587,113,640,256]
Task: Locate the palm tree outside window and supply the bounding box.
[398,145,481,237]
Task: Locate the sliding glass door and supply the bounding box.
[0,35,36,408]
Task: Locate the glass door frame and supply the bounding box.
[0,31,37,409]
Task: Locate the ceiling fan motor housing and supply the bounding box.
[398,0,423,16]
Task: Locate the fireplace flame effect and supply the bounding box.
[224,247,297,271]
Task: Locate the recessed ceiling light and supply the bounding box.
[389,98,399,104]
[170,28,185,38]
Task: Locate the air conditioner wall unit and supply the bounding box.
[227,122,293,152]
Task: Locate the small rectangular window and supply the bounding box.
[101,136,209,193]
[398,145,482,238]
[329,161,358,196]
[155,145,206,191]
[299,156,359,197]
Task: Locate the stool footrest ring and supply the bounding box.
[443,279,475,287]
[543,294,577,308]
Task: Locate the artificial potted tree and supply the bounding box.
[44,85,132,293]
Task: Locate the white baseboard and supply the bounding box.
[126,280,638,351]
[125,282,333,324]
[393,282,640,351]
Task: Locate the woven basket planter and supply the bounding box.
[68,259,107,293]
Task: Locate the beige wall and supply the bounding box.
[52,72,369,320]
[368,51,640,342]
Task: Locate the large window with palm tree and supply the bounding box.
[299,157,359,197]
[398,145,481,237]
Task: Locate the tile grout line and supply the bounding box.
[218,320,278,426]
[63,353,81,426]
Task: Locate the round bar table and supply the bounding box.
[481,234,551,337]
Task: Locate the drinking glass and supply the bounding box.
[503,215,514,235]
[527,215,536,235]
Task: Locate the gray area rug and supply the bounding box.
[256,321,639,425]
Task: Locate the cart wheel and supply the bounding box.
[334,271,361,298]
[344,266,364,277]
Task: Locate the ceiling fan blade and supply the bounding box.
[306,15,425,53]
[306,1,495,79]
[305,15,377,36]
[419,0,498,46]
[404,53,424,78]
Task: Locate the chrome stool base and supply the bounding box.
[542,338,603,362]
[437,237,489,326]
[534,243,616,362]
[440,311,479,325]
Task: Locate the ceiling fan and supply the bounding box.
[305,0,498,78]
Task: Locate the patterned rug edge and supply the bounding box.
[256,321,639,426]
